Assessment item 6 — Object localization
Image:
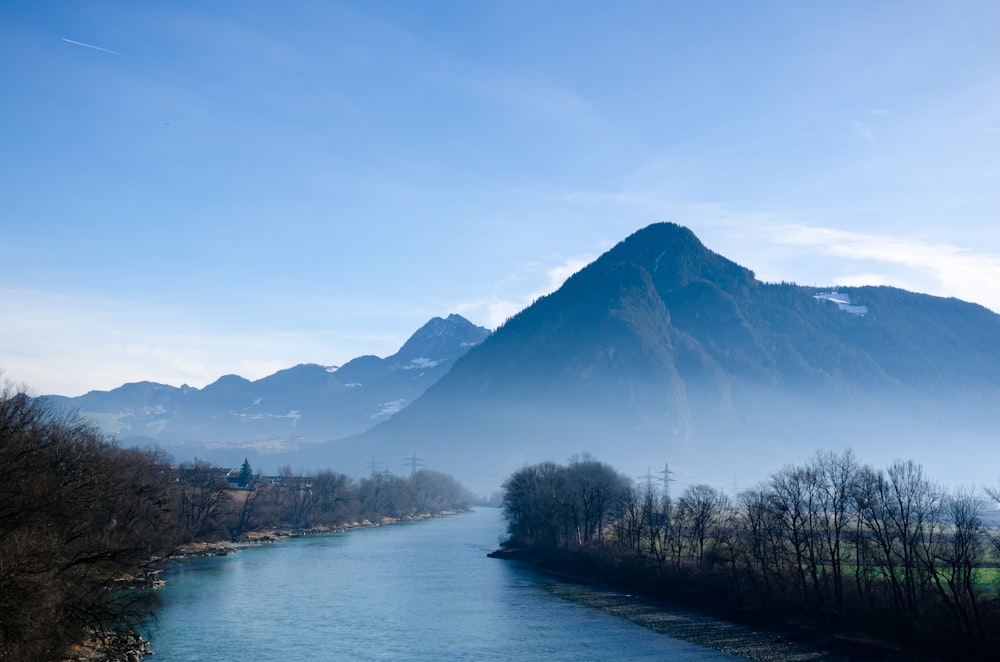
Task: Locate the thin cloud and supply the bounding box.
[487,255,595,328]
[853,120,876,142]
[449,253,596,330]
[486,299,524,328]
[772,224,1000,310]
[832,272,891,287]
[62,38,122,56]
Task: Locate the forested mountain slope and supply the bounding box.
[337,223,1000,492]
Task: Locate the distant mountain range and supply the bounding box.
[49,223,1000,494]
[321,223,1000,492]
[45,314,490,467]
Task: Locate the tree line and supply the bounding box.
[175,458,471,543]
[500,450,1000,658]
[0,386,470,661]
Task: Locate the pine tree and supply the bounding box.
[238,458,253,489]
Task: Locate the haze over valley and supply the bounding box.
[46,224,1000,496]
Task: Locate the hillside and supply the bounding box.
[328,223,1000,492]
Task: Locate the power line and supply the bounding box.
[364,458,382,478]
[403,451,426,477]
[635,467,657,490]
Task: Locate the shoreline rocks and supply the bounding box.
[65,630,152,662]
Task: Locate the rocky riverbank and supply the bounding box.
[64,630,152,662]
[221,510,466,547]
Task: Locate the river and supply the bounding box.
[146,508,740,661]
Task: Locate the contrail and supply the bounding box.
[62,38,122,56]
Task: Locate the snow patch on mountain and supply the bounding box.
[371,399,408,421]
[814,291,868,316]
[405,358,440,370]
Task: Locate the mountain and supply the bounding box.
[45,314,489,467]
[325,223,1000,492]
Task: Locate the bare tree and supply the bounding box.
[812,449,860,612]
[0,387,174,660]
[565,455,631,546]
[739,486,791,605]
[501,462,567,549]
[677,484,724,565]
[227,473,271,540]
[175,460,229,541]
[854,460,944,631]
[611,484,645,554]
[922,490,987,638]
[277,466,320,528]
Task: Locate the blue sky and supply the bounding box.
[2,1,999,396]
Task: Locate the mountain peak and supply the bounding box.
[591,222,755,293]
[395,314,490,364]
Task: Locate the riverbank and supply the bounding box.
[64,630,152,662]
[488,547,930,662]
[172,509,468,558]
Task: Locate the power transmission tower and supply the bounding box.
[365,458,382,478]
[402,451,426,477]
[636,467,657,491]
[659,463,675,500]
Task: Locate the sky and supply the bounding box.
[2,1,999,397]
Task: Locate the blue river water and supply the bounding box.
[146,508,738,660]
